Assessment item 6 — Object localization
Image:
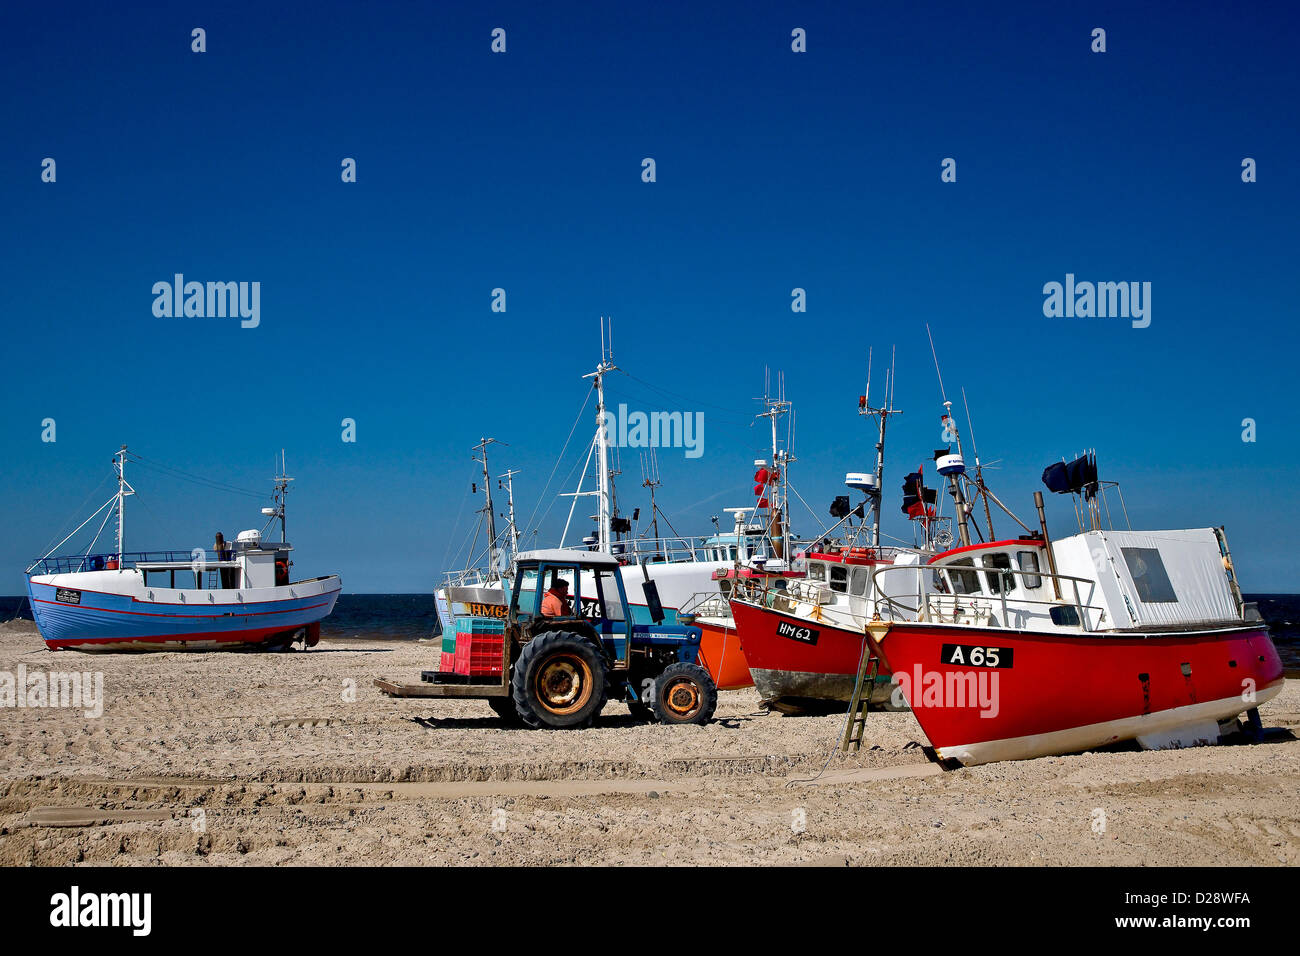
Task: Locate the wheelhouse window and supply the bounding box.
[982,552,1014,594]
[945,558,980,595]
[1121,548,1178,603]
[1050,605,1081,627]
[1017,550,1042,589]
[829,565,848,593]
[850,566,869,597]
[807,562,826,582]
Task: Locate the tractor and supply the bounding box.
[378,549,718,729]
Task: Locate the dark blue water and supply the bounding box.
[320,593,439,641]
[3,593,1297,665]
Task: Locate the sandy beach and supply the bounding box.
[0,619,1297,867]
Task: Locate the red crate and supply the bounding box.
[455,632,504,677]
[439,650,457,672]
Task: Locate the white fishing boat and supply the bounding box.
[26,448,341,652]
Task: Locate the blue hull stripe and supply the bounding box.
[27,580,340,647]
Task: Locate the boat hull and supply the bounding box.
[27,573,341,652]
[874,621,1285,765]
[729,598,895,706]
[694,619,754,690]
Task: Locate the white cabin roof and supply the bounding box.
[516,548,620,568]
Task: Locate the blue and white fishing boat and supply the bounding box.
[25,447,341,652]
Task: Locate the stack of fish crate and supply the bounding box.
[439,625,458,672]
[453,616,506,677]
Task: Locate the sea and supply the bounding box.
[3,593,1298,668]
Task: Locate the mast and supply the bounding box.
[926,325,973,548]
[641,450,662,544]
[272,449,294,543]
[962,388,996,540]
[582,317,617,553]
[498,468,522,560]
[472,437,502,579]
[756,372,793,559]
[859,347,903,548]
[114,445,128,563]
[940,400,974,547]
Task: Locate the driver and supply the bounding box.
[541,577,573,617]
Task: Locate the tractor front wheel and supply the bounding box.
[651,662,718,725]
[512,631,608,729]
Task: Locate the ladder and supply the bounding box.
[840,646,880,752]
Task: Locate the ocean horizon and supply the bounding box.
[5,592,1298,667]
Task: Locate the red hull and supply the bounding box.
[46,622,321,652]
[874,622,1284,764]
[729,598,894,704]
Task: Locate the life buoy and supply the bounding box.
[275,560,289,585]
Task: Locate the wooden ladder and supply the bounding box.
[840,648,880,752]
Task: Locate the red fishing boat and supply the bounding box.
[865,519,1283,765]
[729,360,947,710]
[732,354,1285,762]
[731,544,920,708]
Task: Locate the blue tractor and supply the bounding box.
[379,549,718,729]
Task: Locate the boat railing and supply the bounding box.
[679,590,733,621]
[868,564,1107,633]
[725,576,829,614]
[613,535,713,564]
[440,568,497,588]
[29,550,236,576]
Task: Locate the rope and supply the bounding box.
[785,635,874,787]
[520,389,593,539]
[127,453,267,499]
[34,473,112,558]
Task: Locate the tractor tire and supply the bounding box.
[511,631,608,729]
[487,696,524,726]
[651,662,718,725]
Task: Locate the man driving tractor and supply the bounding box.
[540,576,573,617]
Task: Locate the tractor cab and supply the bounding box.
[378,548,719,730]
[509,550,631,656]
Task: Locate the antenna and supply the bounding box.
[858,347,903,548]
[641,449,663,544]
[497,467,523,564]
[925,323,948,404]
[925,326,972,547]
[270,449,295,543]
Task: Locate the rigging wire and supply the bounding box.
[520,388,594,540]
[34,472,113,558]
[619,369,754,425]
[126,453,268,500]
[438,479,474,575]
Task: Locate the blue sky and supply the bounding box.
[2,1,1297,593]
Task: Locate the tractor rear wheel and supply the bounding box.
[651,662,718,725]
[512,631,608,729]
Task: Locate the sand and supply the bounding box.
[0,618,1297,866]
